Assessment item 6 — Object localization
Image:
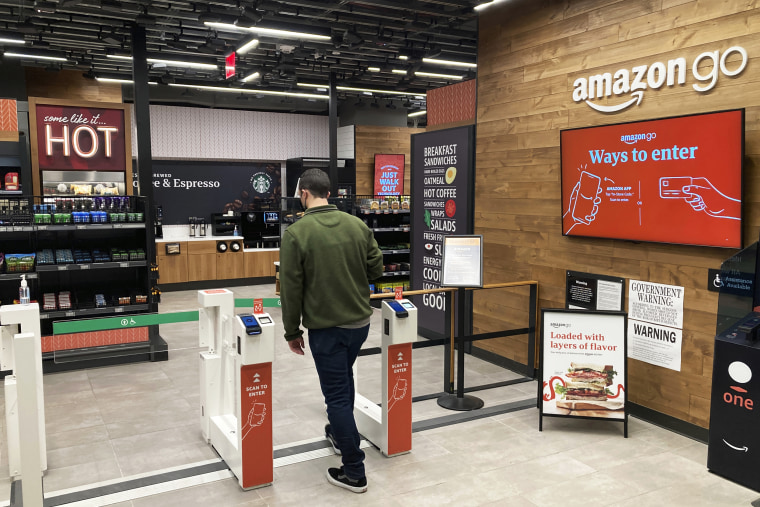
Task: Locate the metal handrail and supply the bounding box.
[370,281,539,394]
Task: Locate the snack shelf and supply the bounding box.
[372,227,410,232]
[381,271,411,277]
[380,249,410,255]
[0,272,37,281]
[36,260,147,272]
[40,303,150,320]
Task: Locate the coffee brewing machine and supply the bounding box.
[241,211,280,248]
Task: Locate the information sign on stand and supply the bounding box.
[540,309,628,436]
[441,235,483,288]
[437,235,484,411]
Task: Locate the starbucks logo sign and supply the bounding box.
[250,172,272,194]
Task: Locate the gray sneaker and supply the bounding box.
[325,424,341,455]
[326,467,367,493]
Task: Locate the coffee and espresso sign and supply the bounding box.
[35,104,126,171]
[574,45,747,113]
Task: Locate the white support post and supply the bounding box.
[14,331,44,507]
[0,303,47,475]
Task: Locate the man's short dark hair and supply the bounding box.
[300,168,330,198]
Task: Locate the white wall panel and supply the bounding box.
[131,105,329,160]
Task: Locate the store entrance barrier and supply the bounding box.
[0,303,45,507]
[198,289,274,490]
[354,299,417,456]
[0,303,47,479]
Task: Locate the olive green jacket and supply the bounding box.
[280,204,384,341]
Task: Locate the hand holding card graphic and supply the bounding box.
[682,177,740,220]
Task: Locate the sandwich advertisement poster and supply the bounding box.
[541,310,627,421]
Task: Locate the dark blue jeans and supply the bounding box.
[308,324,369,480]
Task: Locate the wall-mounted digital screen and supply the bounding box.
[561,109,744,248]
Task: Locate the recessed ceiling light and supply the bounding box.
[422,58,477,68]
[398,55,409,60]
[168,83,330,100]
[297,82,426,97]
[4,51,67,62]
[237,38,259,55]
[204,22,331,41]
[474,0,508,11]
[106,54,218,70]
[408,110,427,117]
[367,66,380,72]
[392,69,407,75]
[414,71,463,80]
[0,33,25,45]
[241,71,260,83]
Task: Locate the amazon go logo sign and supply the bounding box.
[572,46,747,113]
[724,361,754,411]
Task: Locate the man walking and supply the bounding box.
[280,168,383,493]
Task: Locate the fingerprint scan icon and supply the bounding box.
[728,361,752,384]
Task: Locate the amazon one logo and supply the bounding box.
[572,46,747,113]
[724,361,753,411]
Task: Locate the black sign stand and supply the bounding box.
[437,287,484,411]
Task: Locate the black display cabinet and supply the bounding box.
[285,158,356,197]
[0,195,166,372]
[708,241,760,492]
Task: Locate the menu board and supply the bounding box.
[411,126,474,337]
[441,235,483,287]
[540,309,628,429]
[152,160,282,225]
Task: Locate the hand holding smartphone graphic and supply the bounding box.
[660,176,740,220]
[565,171,602,231]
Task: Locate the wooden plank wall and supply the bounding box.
[476,0,760,428]
[354,125,425,195]
[25,68,122,103]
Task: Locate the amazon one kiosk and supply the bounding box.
[354,299,416,457]
[198,289,275,490]
[708,241,760,492]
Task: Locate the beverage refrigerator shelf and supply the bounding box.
[40,303,150,320]
[372,227,410,232]
[36,260,148,272]
[0,226,34,232]
[381,270,411,277]
[0,190,23,195]
[0,272,37,281]
[380,249,411,255]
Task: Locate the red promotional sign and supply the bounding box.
[253,298,263,314]
[36,104,126,172]
[240,362,273,488]
[386,342,412,455]
[225,52,236,80]
[561,110,743,248]
[374,154,405,196]
[394,286,403,300]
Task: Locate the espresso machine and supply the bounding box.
[241,211,280,248]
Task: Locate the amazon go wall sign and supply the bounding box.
[573,46,747,113]
[36,104,126,171]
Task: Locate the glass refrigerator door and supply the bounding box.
[42,170,125,196]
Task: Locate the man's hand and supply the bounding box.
[288,337,305,355]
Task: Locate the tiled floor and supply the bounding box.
[1,284,757,506]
